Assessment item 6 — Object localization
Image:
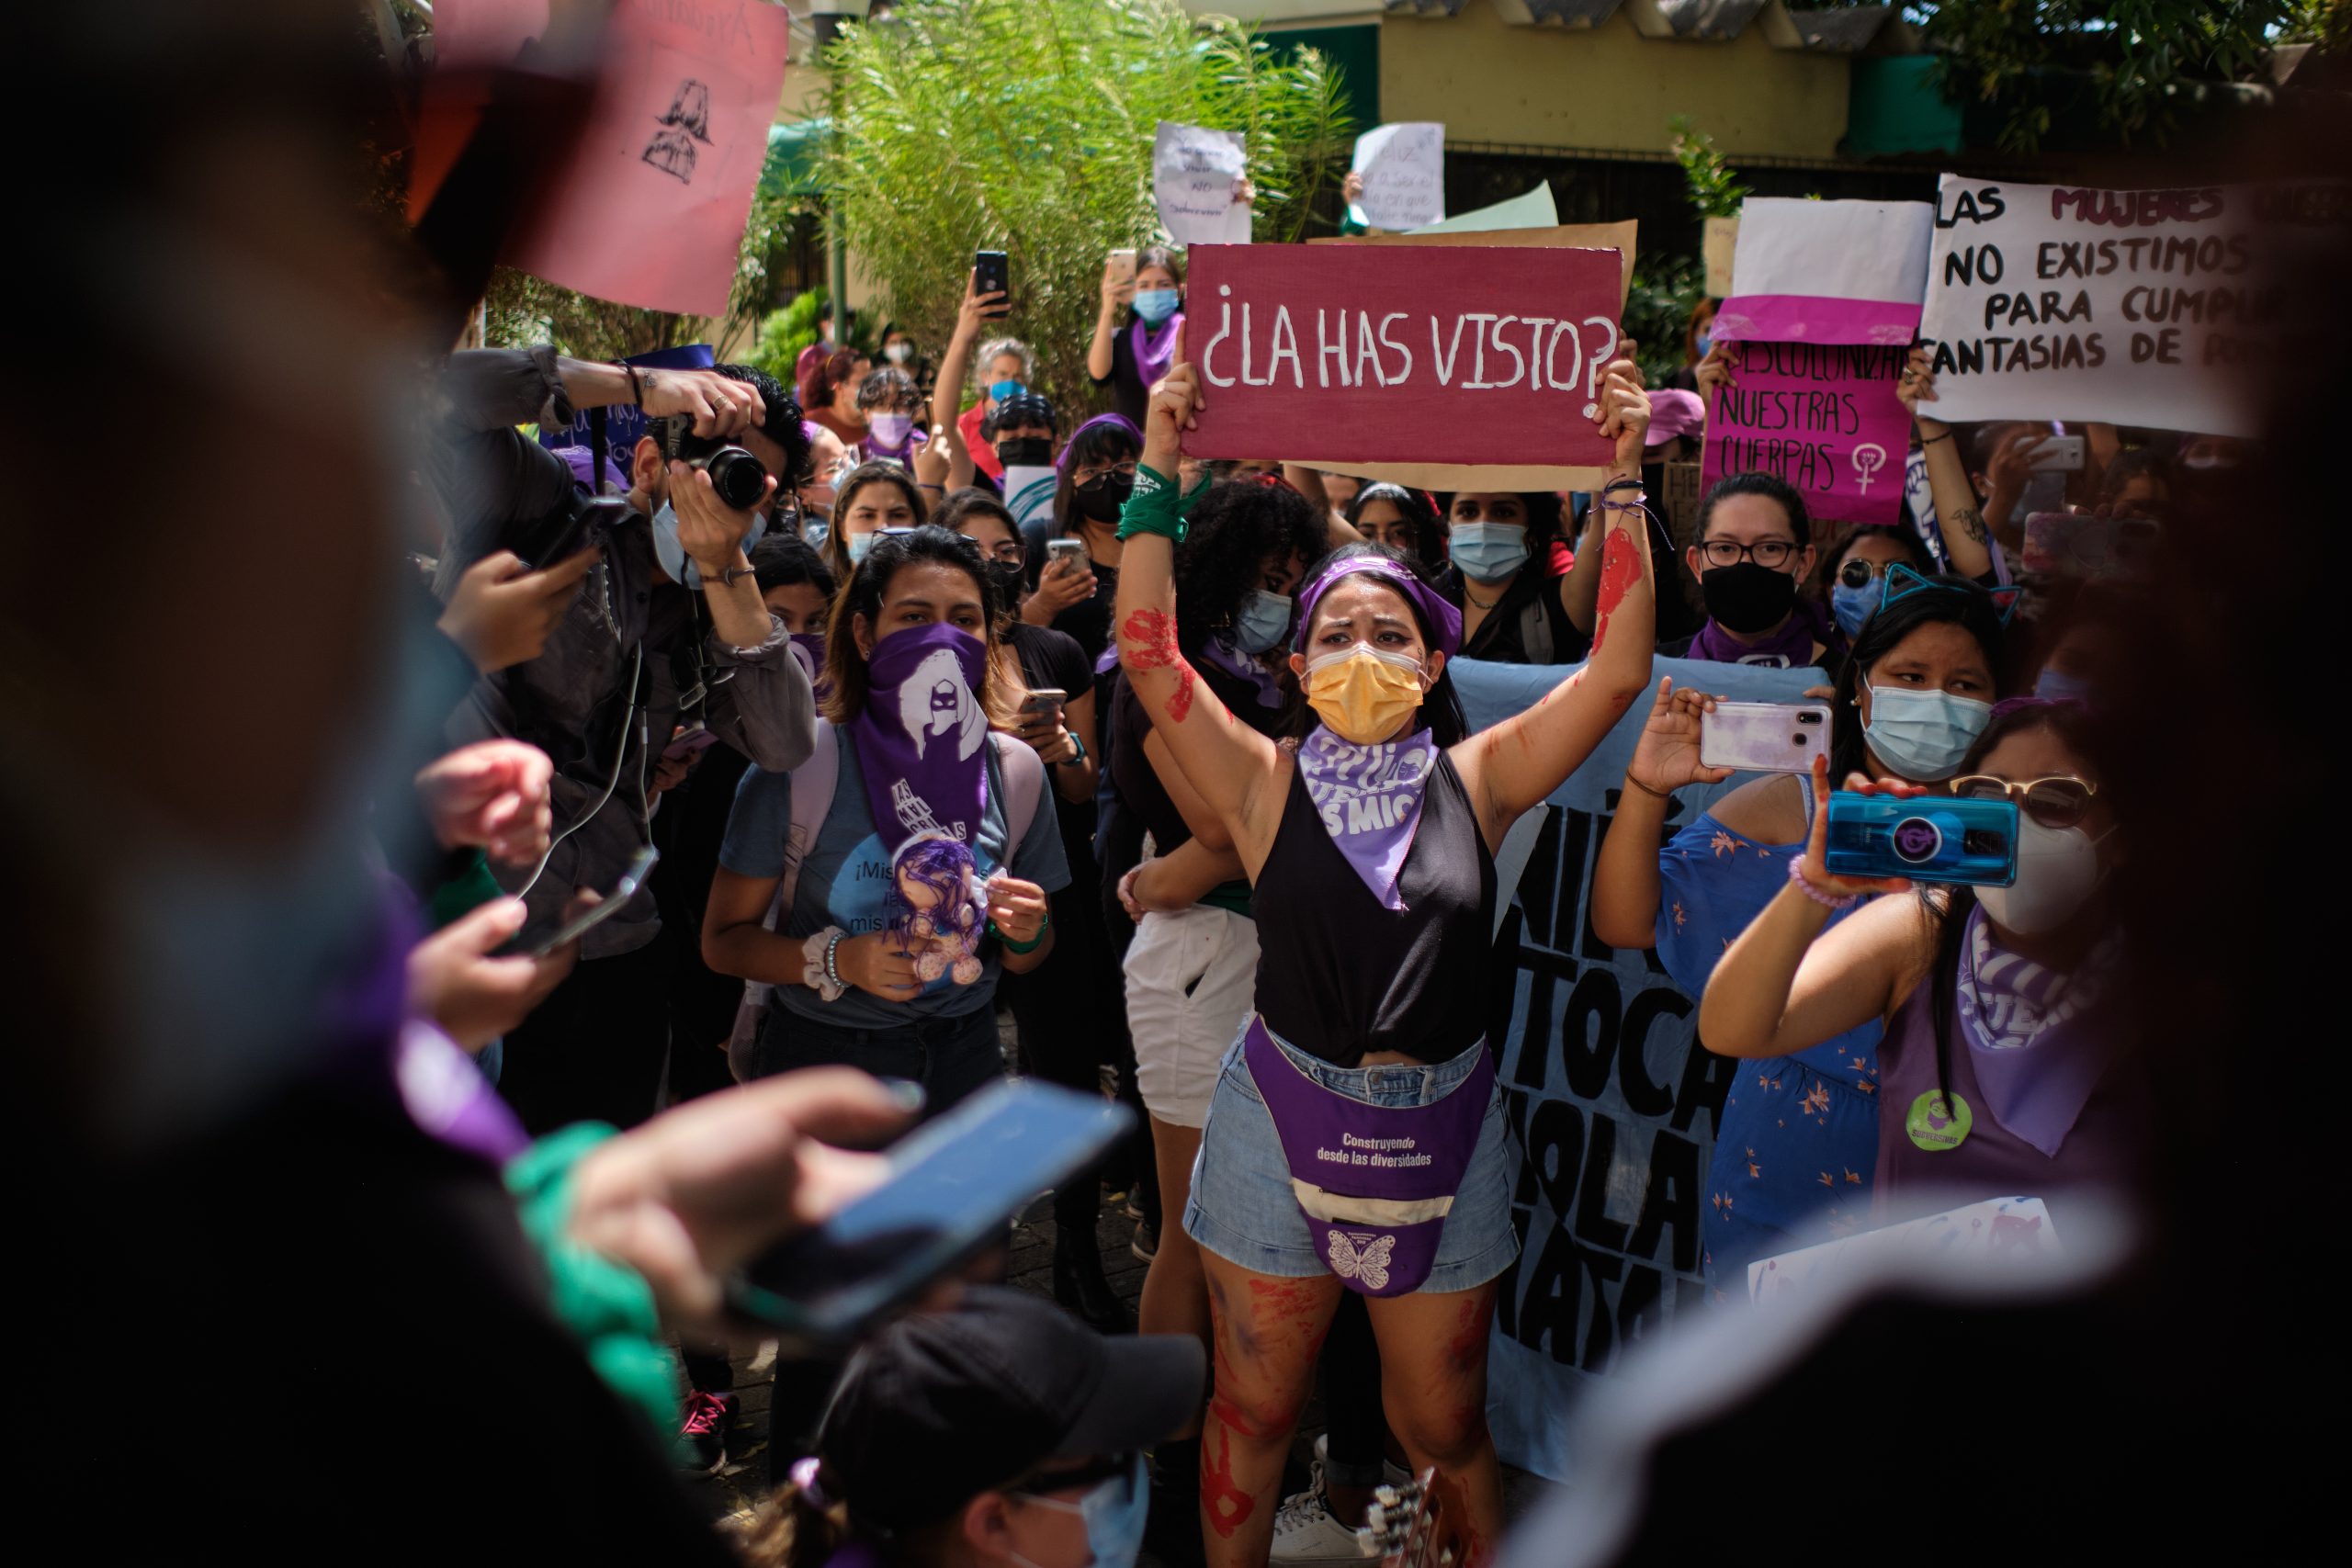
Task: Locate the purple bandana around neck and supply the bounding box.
[1131,310,1185,387]
[1955,905,2117,1157]
[1198,636,1285,708]
[1242,1019,1492,1297]
[1690,603,1821,669]
[846,622,991,854]
[1295,556,1462,658]
[1296,726,1438,911]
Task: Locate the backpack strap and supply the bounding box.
[729,722,841,1083]
[989,729,1048,863]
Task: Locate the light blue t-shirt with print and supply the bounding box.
[719,735,1070,1030]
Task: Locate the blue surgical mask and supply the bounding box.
[651,499,766,588]
[1831,578,1884,640]
[1014,1455,1148,1568]
[1860,676,1993,783]
[989,378,1027,406]
[1696,330,1713,359]
[1450,522,1529,583]
[1232,590,1294,655]
[1132,288,1181,326]
[2034,666,2091,704]
[846,530,877,566]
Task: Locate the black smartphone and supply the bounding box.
[494,844,660,958]
[974,249,1010,317]
[727,1079,1132,1352]
[511,492,630,571]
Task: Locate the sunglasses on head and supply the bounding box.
[1948,773,2098,829]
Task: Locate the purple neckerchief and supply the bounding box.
[1242,1018,1492,1297]
[1295,725,1438,910]
[396,1017,529,1165]
[1197,636,1284,708]
[845,622,991,853]
[1130,310,1185,387]
[1295,556,1462,658]
[1956,905,2116,1157]
[788,631,832,705]
[1690,604,1822,668]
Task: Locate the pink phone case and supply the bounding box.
[1699,702,1831,774]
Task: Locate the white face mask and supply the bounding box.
[1977,817,2113,936]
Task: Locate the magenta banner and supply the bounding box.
[1702,341,1911,528]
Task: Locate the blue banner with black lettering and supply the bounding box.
[1453,655,1823,1482]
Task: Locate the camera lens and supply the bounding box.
[704,446,768,510]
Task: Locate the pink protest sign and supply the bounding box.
[1182,243,1622,468]
[493,0,789,317]
[1702,341,1911,527]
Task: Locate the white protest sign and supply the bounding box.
[1715,197,1934,345]
[1350,121,1444,231]
[1918,175,2338,435]
[1002,465,1057,535]
[1747,1195,2058,1304]
[1153,120,1250,247]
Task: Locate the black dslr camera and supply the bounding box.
[660,417,769,511]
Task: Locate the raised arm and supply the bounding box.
[1112,344,1289,874]
[1088,258,1130,382]
[1900,347,1996,580]
[1559,498,1605,636]
[1451,358,1656,849]
[1589,678,1729,951]
[929,269,1004,488]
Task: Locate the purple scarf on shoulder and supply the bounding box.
[1689,600,1826,669]
[1955,905,2119,1156]
[1131,310,1185,387]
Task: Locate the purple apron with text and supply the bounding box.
[1242,1018,1492,1297]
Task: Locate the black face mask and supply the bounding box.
[996,436,1053,468]
[1701,561,1800,634]
[983,558,1025,606]
[1072,471,1134,525]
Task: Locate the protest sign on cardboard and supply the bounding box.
[1715,197,1935,346]
[1182,243,1622,468]
[1918,175,2344,434]
[1153,121,1250,246]
[1408,182,1555,237]
[1702,341,1911,526]
[492,0,788,317]
[1350,122,1445,231]
[1702,215,1738,299]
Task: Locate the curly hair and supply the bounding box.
[707,362,814,490]
[1173,477,1329,651]
[854,365,921,414]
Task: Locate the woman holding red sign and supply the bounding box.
[1113,338,1654,1566]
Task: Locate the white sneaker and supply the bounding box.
[1269,1437,1412,1565]
[1311,1431,1411,1489]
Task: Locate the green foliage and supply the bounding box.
[1624,255,1706,389]
[823,0,1354,415]
[743,289,877,387]
[1919,1,2296,152]
[1667,116,1749,221]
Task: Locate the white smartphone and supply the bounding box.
[2029,434,2086,472]
[1699,702,1832,774]
[1045,537,1086,573]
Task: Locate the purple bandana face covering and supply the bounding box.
[1296,727,1437,910]
[1243,1020,1492,1297]
[846,621,991,853]
[1295,556,1462,659]
[788,632,831,704]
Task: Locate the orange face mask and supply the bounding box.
[1302,645,1426,743]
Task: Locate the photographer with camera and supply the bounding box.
[431,348,819,1133]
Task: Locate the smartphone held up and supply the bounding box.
[1822,794,2019,886]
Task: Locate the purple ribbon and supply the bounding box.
[1295,727,1438,911]
[845,623,991,854]
[1294,556,1462,659]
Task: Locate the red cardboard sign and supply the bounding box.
[1182,243,1623,467]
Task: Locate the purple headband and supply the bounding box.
[1055,412,1144,474]
[1295,556,1463,659]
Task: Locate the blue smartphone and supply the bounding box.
[1821,793,2019,886]
[726,1079,1132,1352]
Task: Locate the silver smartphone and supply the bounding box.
[1044,537,1086,573]
[1699,702,1832,773]
[497,845,660,959]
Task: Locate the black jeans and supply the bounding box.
[498,932,673,1135]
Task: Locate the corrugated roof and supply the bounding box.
[1653,0,1770,39]
[1783,6,1894,52]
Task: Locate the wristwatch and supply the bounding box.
[702,562,756,588]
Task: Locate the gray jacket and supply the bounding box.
[431,349,816,958]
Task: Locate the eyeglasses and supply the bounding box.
[1700,538,1799,570]
[1948,773,2098,829]
[975,538,1024,564]
[1838,558,1894,590]
[1074,460,1139,491]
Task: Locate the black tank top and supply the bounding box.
[1250,750,1495,1067]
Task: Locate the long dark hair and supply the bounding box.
[1922,700,2109,1108]
[1829,572,2012,781]
[1814,523,1932,625]
[1283,542,1469,748]
[1437,489,1566,551]
[1176,478,1329,651]
[821,525,1012,729]
[1050,414,1142,540]
[1346,482,1447,565]
[820,462,931,583]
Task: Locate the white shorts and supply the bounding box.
[1124,903,1260,1129]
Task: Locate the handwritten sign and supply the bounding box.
[491,0,790,317]
[1153,121,1250,247]
[1716,197,1935,346]
[1183,243,1621,468]
[1918,175,2346,435]
[1702,215,1738,299]
[1702,341,1911,527]
[1350,122,1445,231]
[1455,656,1823,1482]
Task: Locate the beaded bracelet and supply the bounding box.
[802,925,848,1001]
[1785,852,1861,911]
